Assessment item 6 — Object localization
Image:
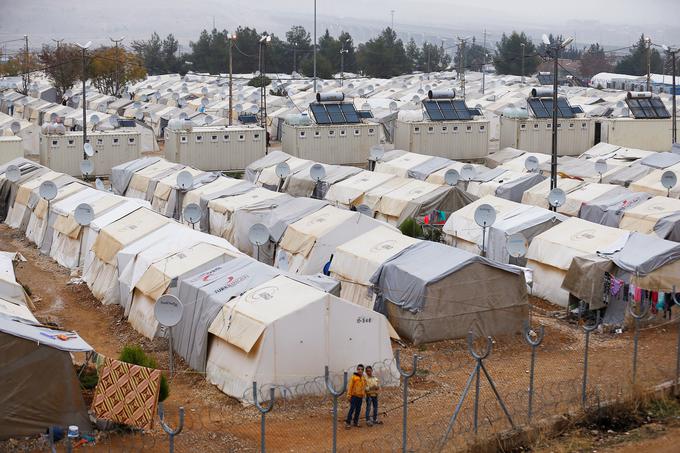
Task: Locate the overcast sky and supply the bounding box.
[1,0,678,49]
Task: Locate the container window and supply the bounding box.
[195,135,203,143]
[238,134,245,141]
[51,139,59,148]
[533,123,539,129]
[67,139,75,147]
[414,127,420,134]
[113,138,120,146]
[328,130,335,137]
[128,137,136,144]
[253,133,260,140]
[581,122,587,129]
[479,125,485,131]
[211,135,218,142]
[427,126,434,133]
[466,125,472,132]
[441,126,448,133]
[520,124,527,130]
[354,129,361,136]
[368,128,375,136]
[223,134,230,141]
[180,136,188,144]
[96,138,103,145]
[314,131,321,138]
[569,123,575,129]
[546,123,552,129]
[339,129,346,137]
[557,123,562,129]
[299,131,306,138]
[453,126,459,132]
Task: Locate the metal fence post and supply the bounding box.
[581,313,600,407]
[158,402,184,453]
[672,286,680,394]
[395,350,419,453]
[628,299,650,387]
[253,382,275,453]
[324,366,348,453]
[523,321,545,423]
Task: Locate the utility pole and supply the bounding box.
[664,45,678,144]
[481,30,487,94]
[228,33,236,126]
[457,37,469,100]
[646,36,652,92]
[390,10,395,29]
[109,36,125,97]
[340,42,348,86]
[76,41,92,160]
[23,35,30,95]
[520,43,526,85]
[259,35,271,152]
[426,44,431,76]
[292,43,297,74]
[313,0,317,93]
[52,38,64,99]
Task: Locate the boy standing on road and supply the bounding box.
[345,364,366,429]
[364,366,382,426]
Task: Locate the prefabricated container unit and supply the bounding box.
[592,92,674,152]
[281,92,381,166]
[499,89,593,156]
[393,89,489,160]
[39,130,142,176]
[0,136,23,164]
[164,125,266,171]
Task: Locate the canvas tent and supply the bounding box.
[618,196,680,242]
[443,195,565,265]
[526,217,630,306]
[466,168,545,203]
[206,274,397,400]
[207,187,286,240]
[276,205,390,275]
[323,170,399,209]
[329,226,419,308]
[0,159,48,222]
[370,242,528,345]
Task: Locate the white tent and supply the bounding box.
[323,171,398,209]
[526,217,629,306]
[330,226,418,308]
[619,196,680,241]
[5,170,63,230]
[207,187,286,240]
[206,275,397,400]
[124,159,182,200]
[276,205,389,275]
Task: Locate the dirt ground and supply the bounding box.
[2,222,680,452]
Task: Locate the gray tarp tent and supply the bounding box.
[495,173,546,202]
[110,157,161,195]
[408,156,451,180]
[579,188,651,227]
[285,164,361,198]
[370,242,528,344]
[0,315,92,440]
[244,150,290,186]
[169,256,340,371]
[0,158,48,221]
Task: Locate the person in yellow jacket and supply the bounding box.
[364,366,382,426]
[345,364,366,428]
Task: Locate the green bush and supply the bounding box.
[399,217,423,238]
[119,345,169,402]
[248,75,271,88]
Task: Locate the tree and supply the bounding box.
[230,26,262,73]
[0,51,39,95]
[300,53,334,79]
[493,31,540,76]
[454,37,487,72]
[580,43,612,78]
[537,34,582,60]
[39,44,82,100]
[318,29,341,74]
[405,38,421,70]
[356,27,410,77]
[132,33,184,75]
[615,34,663,76]
[188,28,230,74]
[89,46,147,96]
[417,42,452,72]
[338,32,357,73]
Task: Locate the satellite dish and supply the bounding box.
[356,204,373,217]
[97,103,107,113]
[39,180,58,201]
[84,143,94,157]
[389,101,398,112]
[176,170,194,190]
[201,97,209,106]
[594,159,607,175]
[310,164,326,182]
[661,171,678,190]
[506,233,528,258]
[248,105,259,114]
[64,89,73,98]
[90,114,100,126]
[10,121,20,134]
[201,87,208,95]
[133,101,142,109]
[154,294,183,327]
[444,169,460,186]
[108,115,119,127]
[248,223,270,246]
[203,115,214,125]
[80,159,94,175]
[548,187,566,208]
[235,103,244,113]
[461,164,476,181]
[95,178,106,191]
[275,162,291,179]
[135,111,144,121]
[140,94,149,102]
[369,145,385,161]
[55,124,66,134]
[50,112,58,122]
[154,91,161,100]
[172,93,180,100]
[474,204,496,227]
[179,112,188,121]
[183,203,202,224]
[74,203,94,226]
[524,156,539,172]
[5,165,21,182]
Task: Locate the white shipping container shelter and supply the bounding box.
[0,136,23,164]
[39,130,142,176]
[499,116,595,156]
[594,118,673,152]
[394,119,490,160]
[165,125,266,171]
[281,122,381,166]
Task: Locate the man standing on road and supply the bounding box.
[345,364,366,429]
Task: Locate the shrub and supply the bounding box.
[399,217,423,238]
[119,345,169,402]
[248,75,271,88]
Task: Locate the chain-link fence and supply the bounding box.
[24,308,680,453]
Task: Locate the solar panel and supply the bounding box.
[528,96,577,119]
[238,113,258,124]
[357,110,373,119]
[537,73,553,85]
[571,105,584,114]
[309,102,362,125]
[626,97,670,119]
[423,99,478,121]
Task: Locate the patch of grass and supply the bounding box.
[119,345,170,402]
